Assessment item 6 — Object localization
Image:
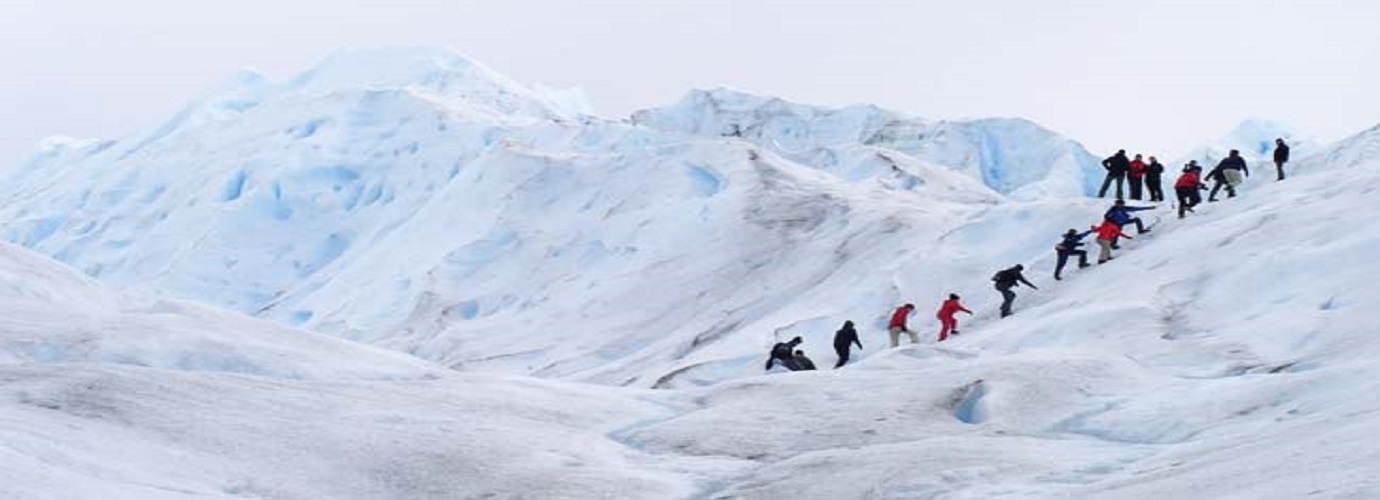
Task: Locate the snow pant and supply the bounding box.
[1097,238,1115,263]
[1145,175,1164,201]
[1275,160,1286,181]
[1128,175,1144,200]
[995,284,1017,317]
[889,326,919,347]
[1054,249,1088,278]
[1175,186,1199,218]
[833,343,853,368]
[937,316,959,342]
[1208,178,1235,200]
[1098,172,1126,199]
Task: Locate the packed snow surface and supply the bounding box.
[2,47,1379,499]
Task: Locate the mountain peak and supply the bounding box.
[284,47,585,119]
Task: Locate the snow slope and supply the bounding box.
[0,242,435,380]
[0,241,720,499]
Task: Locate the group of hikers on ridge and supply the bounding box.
[1096,139,1290,203]
[766,141,1294,372]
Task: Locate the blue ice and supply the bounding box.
[685,163,724,197]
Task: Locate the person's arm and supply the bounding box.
[766,357,775,370]
[1119,229,1134,239]
[854,336,863,349]
[1018,274,1038,289]
[960,304,973,315]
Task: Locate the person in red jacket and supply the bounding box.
[888,303,918,347]
[935,294,973,342]
[1127,154,1148,200]
[1174,163,1206,219]
[1095,220,1132,264]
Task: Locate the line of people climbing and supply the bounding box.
[766,141,1292,372]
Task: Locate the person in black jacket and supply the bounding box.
[1273,138,1290,181]
[1053,228,1093,280]
[832,321,863,368]
[1145,156,1166,202]
[1208,150,1250,201]
[766,336,803,371]
[1098,150,1130,199]
[992,264,1038,318]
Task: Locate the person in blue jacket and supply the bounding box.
[1105,199,1156,234]
[1053,228,1093,280]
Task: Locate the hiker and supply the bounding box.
[888,304,919,347]
[1098,150,1130,199]
[1105,199,1155,234]
[1095,220,1132,264]
[832,320,863,368]
[1208,149,1249,201]
[765,336,803,371]
[1273,138,1290,181]
[793,350,817,370]
[992,265,1037,318]
[1053,228,1093,280]
[1145,156,1166,202]
[935,293,973,342]
[1127,154,1147,200]
[1174,163,1206,219]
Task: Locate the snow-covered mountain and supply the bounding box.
[0,48,1100,386]
[633,87,1103,199]
[3,46,1380,499]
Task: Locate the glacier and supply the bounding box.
[1,47,1379,499]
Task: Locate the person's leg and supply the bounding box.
[1098,173,1114,198]
[834,345,849,368]
[1130,217,1146,233]
[888,327,900,348]
[1209,180,1223,201]
[950,317,961,336]
[1098,239,1113,263]
[1073,249,1089,267]
[1115,174,1125,199]
[999,288,1016,317]
[1276,161,1286,181]
[938,318,951,342]
[906,329,920,344]
[1054,251,1069,279]
[1129,177,1142,200]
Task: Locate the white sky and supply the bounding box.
[3,0,1377,164]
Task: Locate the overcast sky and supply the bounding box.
[3,0,1377,165]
